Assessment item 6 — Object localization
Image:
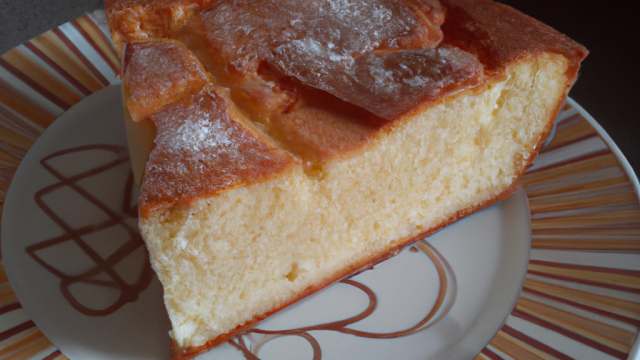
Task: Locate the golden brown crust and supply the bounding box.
[260,0,588,168]
[139,85,297,217]
[106,0,205,8]
[440,0,588,77]
[122,40,210,121]
[105,0,213,54]
[113,0,587,218]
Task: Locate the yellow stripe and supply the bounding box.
[543,118,598,151]
[528,264,640,290]
[0,123,35,152]
[0,79,56,129]
[0,264,8,285]
[0,283,12,294]
[523,153,618,187]
[525,176,628,198]
[1,49,82,106]
[0,329,45,357]
[489,331,558,360]
[0,176,16,202]
[0,290,18,307]
[524,278,640,321]
[0,178,14,199]
[531,211,640,229]
[533,227,640,236]
[3,332,55,360]
[29,33,104,93]
[529,192,639,214]
[532,237,640,252]
[517,297,636,352]
[0,187,7,203]
[76,16,121,69]
[0,149,21,165]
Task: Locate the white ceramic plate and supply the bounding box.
[1,85,532,360]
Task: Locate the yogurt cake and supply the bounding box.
[105,0,587,358]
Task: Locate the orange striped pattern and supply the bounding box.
[0,12,639,360]
[0,9,119,360]
[27,32,106,93]
[71,16,120,74]
[485,102,640,359]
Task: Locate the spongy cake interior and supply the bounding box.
[140,53,568,348]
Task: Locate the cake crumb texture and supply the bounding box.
[103,0,588,357]
[142,53,569,348]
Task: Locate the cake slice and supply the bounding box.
[106,0,587,358]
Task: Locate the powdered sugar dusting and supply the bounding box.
[202,0,420,72]
[200,0,446,77]
[196,0,484,120]
[156,97,235,156]
[140,85,294,216]
[276,45,484,119]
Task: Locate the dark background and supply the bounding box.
[1,0,638,177]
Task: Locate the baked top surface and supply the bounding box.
[139,84,296,217]
[108,0,587,217]
[122,40,210,121]
[440,0,587,76]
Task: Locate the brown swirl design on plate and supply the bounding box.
[229,241,456,359]
[25,144,153,316]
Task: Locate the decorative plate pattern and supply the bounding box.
[478,103,640,360]
[0,10,119,360]
[0,9,638,360]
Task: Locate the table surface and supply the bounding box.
[0,0,638,177]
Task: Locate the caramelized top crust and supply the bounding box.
[122,40,209,121]
[276,44,484,120]
[106,0,206,7]
[105,0,212,54]
[269,101,380,163]
[139,85,296,217]
[440,0,588,78]
[108,0,588,218]
[196,0,483,120]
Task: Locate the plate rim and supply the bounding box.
[567,98,640,360]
